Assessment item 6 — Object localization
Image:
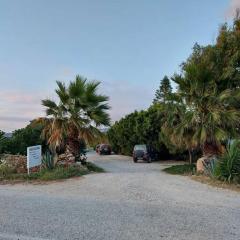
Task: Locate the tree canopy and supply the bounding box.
[153,76,172,103]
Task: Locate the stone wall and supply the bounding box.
[0,154,27,173]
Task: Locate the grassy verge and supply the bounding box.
[163,164,196,175]
[191,175,240,192]
[0,162,104,183]
[163,163,240,192]
[85,162,105,173]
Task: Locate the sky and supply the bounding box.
[0,0,239,132]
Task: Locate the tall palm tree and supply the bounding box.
[167,61,240,157]
[36,75,110,161]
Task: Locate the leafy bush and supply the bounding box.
[0,164,16,179]
[163,164,196,175]
[0,123,44,155]
[214,141,240,183]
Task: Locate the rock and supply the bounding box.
[56,152,76,167]
[196,156,208,173]
[196,155,217,174]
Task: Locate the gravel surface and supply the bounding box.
[0,153,240,240]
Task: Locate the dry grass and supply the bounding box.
[191,175,240,192]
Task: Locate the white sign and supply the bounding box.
[27,145,42,171]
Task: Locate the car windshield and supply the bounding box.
[134,145,147,151]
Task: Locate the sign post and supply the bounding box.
[27,145,42,175]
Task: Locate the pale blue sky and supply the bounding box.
[0,0,239,131]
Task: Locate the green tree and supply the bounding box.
[0,130,6,153]
[167,52,240,157]
[161,100,196,163]
[153,76,172,103]
[108,105,170,158]
[7,124,43,155]
[0,124,43,155]
[38,75,110,162]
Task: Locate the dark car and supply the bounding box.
[99,144,111,155]
[133,144,157,163]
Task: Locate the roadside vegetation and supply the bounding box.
[108,14,240,185]
[163,164,196,175]
[0,162,104,183]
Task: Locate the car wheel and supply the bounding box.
[133,157,138,163]
[147,157,152,163]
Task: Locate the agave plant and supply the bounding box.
[42,151,55,170]
[202,157,217,178]
[215,140,240,182]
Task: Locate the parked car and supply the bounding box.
[98,144,111,155]
[133,144,158,163]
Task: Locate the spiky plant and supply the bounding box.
[215,140,240,183]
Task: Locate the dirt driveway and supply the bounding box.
[0,153,239,240]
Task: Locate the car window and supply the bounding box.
[101,144,109,148]
[134,145,147,151]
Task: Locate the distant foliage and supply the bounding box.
[0,131,6,153]
[0,123,43,155]
[108,104,172,157]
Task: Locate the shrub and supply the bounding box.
[0,164,16,179]
[1,123,44,155]
[214,140,240,183]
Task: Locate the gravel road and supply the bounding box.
[0,153,240,240]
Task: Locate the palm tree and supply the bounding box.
[36,75,110,161]
[167,61,240,158]
[162,101,196,163]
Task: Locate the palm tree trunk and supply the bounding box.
[67,137,80,162]
[66,127,81,162]
[188,149,192,164]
